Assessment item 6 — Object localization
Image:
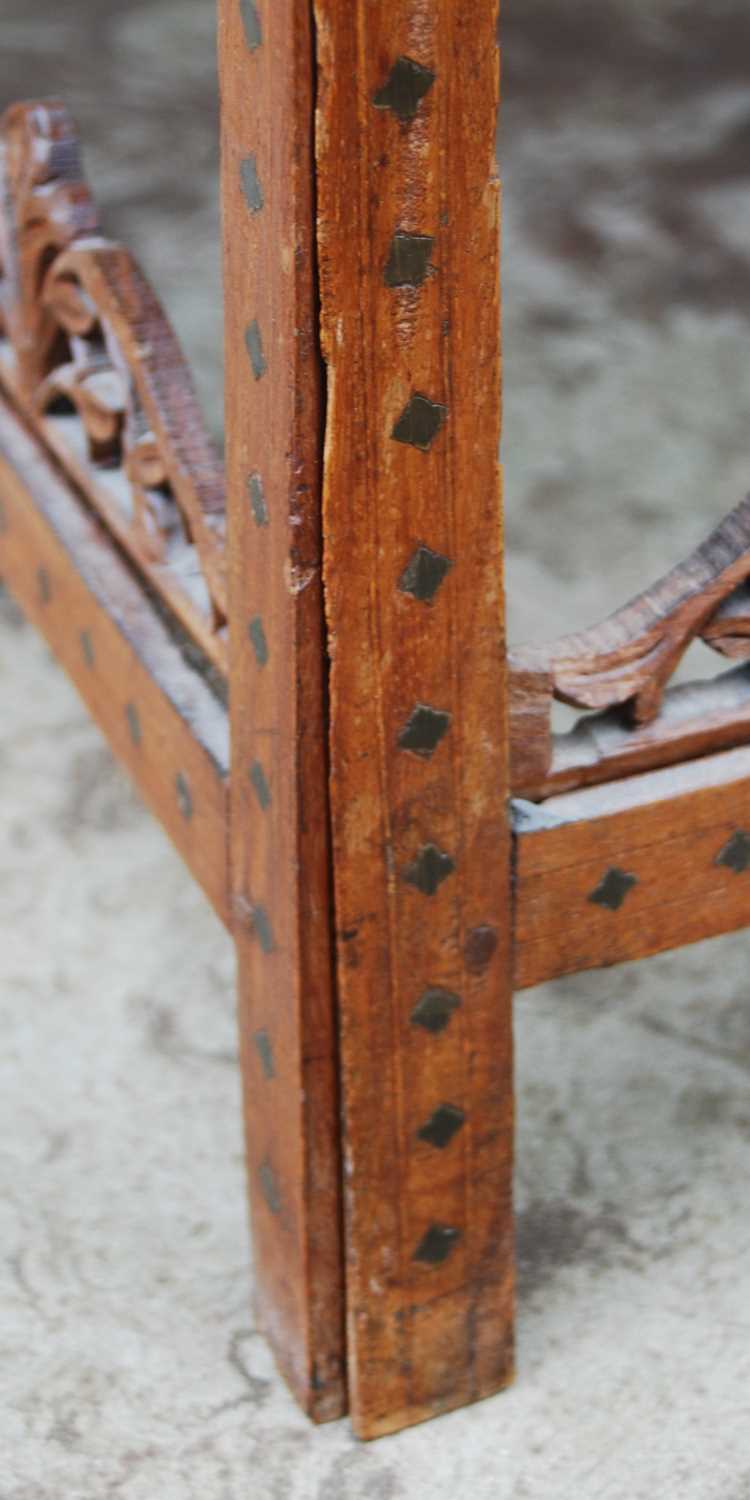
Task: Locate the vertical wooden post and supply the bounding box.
[218,0,345,1420]
[315,0,514,1438]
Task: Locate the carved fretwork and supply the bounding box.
[0,100,227,671]
[511,494,750,797]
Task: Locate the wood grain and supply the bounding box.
[0,394,229,922]
[316,0,514,1438]
[513,746,750,989]
[218,0,345,1422]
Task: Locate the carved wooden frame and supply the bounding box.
[2,0,749,1442]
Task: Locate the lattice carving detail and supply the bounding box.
[511,494,750,796]
[0,100,227,670]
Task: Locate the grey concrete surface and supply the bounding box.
[2,3,750,1496]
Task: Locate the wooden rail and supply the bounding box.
[0,394,229,922]
[513,747,750,989]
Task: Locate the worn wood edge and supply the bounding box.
[0,393,229,923]
[512,745,750,989]
[218,0,346,1424]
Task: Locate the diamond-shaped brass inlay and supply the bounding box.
[241,0,262,50]
[417,1104,465,1150]
[175,772,193,822]
[248,471,269,527]
[125,703,141,748]
[249,760,271,811]
[80,629,95,668]
[397,704,451,758]
[250,904,275,955]
[716,830,750,874]
[398,544,452,604]
[259,1157,281,1216]
[413,1224,461,1266]
[253,1029,275,1080]
[384,231,434,288]
[240,154,264,214]
[403,843,455,897]
[373,57,436,122]
[410,988,462,1034]
[392,393,447,451]
[589,867,638,912]
[248,615,269,666]
[245,319,267,381]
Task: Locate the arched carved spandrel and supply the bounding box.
[703,580,750,658]
[512,494,750,797]
[0,101,98,391]
[0,100,227,672]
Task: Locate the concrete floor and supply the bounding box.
[2,3,750,1495]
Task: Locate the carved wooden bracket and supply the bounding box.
[0,100,227,671]
[511,493,750,797]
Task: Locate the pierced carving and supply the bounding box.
[0,101,227,671]
[511,494,750,797]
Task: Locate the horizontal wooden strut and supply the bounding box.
[0,393,229,923]
[513,745,750,990]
